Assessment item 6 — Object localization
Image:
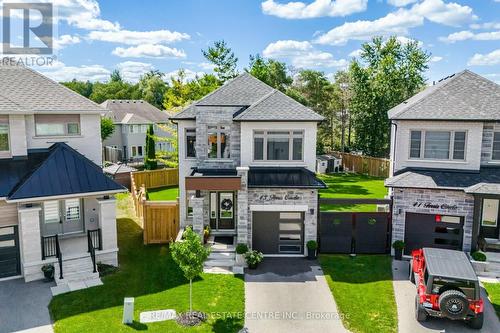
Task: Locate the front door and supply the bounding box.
[480,198,500,239]
[42,199,84,236]
[209,192,235,230]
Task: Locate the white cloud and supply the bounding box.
[470,22,500,30]
[53,35,80,49]
[198,62,215,70]
[263,40,313,57]
[315,0,476,45]
[348,49,363,57]
[88,29,190,45]
[440,30,500,43]
[387,0,417,6]
[395,36,423,46]
[112,44,186,58]
[164,69,205,82]
[468,49,500,66]
[261,0,367,19]
[116,61,155,82]
[293,51,348,68]
[430,56,443,62]
[38,61,110,82]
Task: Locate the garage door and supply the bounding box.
[0,226,21,278]
[252,212,304,255]
[404,213,463,255]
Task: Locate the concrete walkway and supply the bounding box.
[245,258,349,333]
[0,278,54,333]
[392,260,500,333]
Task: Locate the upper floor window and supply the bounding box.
[207,125,230,159]
[0,116,9,152]
[492,132,500,161]
[128,124,148,134]
[409,130,466,161]
[185,128,196,158]
[35,114,80,137]
[254,130,303,161]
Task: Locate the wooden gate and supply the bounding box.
[143,201,179,244]
[319,198,392,254]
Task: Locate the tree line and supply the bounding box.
[63,36,430,158]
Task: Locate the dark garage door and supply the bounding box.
[404,213,464,255]
[0,226,21,278]
[252,211,304,255]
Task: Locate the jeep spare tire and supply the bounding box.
[439,290,469,320]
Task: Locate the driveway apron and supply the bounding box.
[245,258,348,333]
[392,259,500,333]
[0,278,54,333]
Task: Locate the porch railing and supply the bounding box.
[87,229,102,273]
[41,234,63,279]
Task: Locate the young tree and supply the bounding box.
[170,228,210,313]
[144,124,157,170]
[202,40,238,83]
[100,117,114,141]
[248,54,293,92]
[349,36,429,157]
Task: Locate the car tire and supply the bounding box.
[438,289,469,320]
[415,295,428,322]
[467,313,484,330]
[409,261,415,284]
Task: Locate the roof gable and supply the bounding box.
[102,99,169,124]
[389,70,500,121]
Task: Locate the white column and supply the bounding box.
[236,167,249,245]
[96,197,119,266]
[18,204,42,281]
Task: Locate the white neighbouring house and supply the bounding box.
[385,71,500,265]
[0,65,125,294]
[170,73,326,271]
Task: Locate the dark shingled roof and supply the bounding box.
[423,248,478,281]
[0,143,125,201]
[385,168,500,192]
[248,167,326,189]
[388,70,500,121]
[171,73,323,122]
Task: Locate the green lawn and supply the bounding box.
[319,255,397,333]
[147,186,179,201]
[49,194,244,333]
[483,282,500,319]
[318,173,388,212]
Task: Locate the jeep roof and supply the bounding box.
[423,248,478,281]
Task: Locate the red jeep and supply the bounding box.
[410,248,484,329]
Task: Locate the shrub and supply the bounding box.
[471,251,487,262]
[306,240,318,250]
[392,240,405,250]
[236,243,249,254]
[245,250,263,266]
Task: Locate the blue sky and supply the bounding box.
[10,0,500,84]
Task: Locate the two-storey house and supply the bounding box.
[102,99,173,162]
[0,65,124,294]
[386,70,500,257]
[171,73,325,258]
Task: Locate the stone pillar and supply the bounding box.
[18,204,42,282]
[97,197,118,266]
[236,167,249,245]
[191,196,204,236]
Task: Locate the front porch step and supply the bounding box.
[203,266,234,274]
[484,238,500,251]
[208,252,235,260]
[210,244,235,252]
[51,278,103,296]
[54,255,102,291]
[204,259,236,267]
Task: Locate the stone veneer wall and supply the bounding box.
[391,188,475,252]
[247,188,318,252]
[481,122,500,164]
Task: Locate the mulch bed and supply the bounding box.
[176,311,207,326]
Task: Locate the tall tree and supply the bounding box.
[330,71,351,152]
[110,69,123,83]
[62,80,93,98]
[248,54,293,92]
[202,40,238,83]
[144,124,157,170]
[139,70,167,109]
[89,81,141,104]
[349,36,429,157]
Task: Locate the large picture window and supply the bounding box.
[493,132,500,161]
[482,199,499,227]
[207,125,230,159]
[35,114,80,137]
[253,130,303,161]
[409,130,466,161]
[185,128,196,158]
[0,116,9,152]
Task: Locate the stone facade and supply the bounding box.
[481,122,500,164]
[236,167,249,245]
[391,188,475,252]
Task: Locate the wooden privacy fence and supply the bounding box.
[131,168,180,244]
[334,152,390,178]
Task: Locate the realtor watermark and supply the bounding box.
[208,311,349,321]
[1,2,56,65]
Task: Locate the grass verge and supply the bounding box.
[483,282,500,319]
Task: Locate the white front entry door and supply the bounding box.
[42,199,84,236]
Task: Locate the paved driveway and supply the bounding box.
[245,258,348,333]
[0,278,54,333]
[393,260,500,333]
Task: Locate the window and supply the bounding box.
[210,192,217,219]
[409,130,466,161]
[43,201,60,224]
[35,115,80,136]
[482,199,499,227]
[185,128,196,158]
[131,146,143,157]
[0,116,9,152]
[253,130,303,161]
[65,199,81,221]
[493,132,500,161]
[207,126,230,159]
[219,193,233,218]
[186,195,193,217]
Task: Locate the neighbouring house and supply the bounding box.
[316,154,342,174]
[103,163,137,189]
[170,73,326,263]
[385,70,500,258]
[0,64,125,293]
[102,100,173,162]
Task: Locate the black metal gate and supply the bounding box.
[319,198,392,254]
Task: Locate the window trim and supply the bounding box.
[252,130,304,162]
[34,115,81,137]
[408,129,467,161]
[492,131,500,161]
[207,125,231,160]
[185,128,197,159]
[481,198,499,227]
